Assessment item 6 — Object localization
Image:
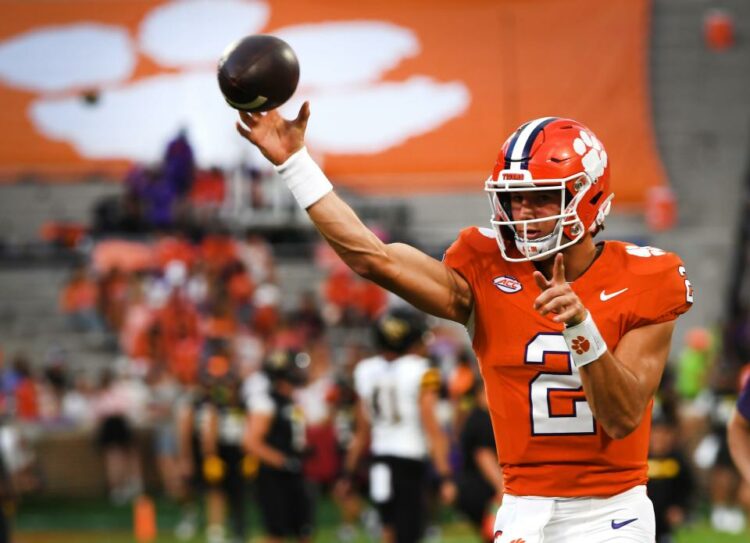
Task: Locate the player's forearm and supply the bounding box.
[420,395,452,478]
[579,353,650,439]
[308,192,393,279]
[344,427,368,474]
[428,431,452,479]
[246,439,286,468]
[728,411,750,483]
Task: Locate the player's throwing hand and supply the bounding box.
[532,254,587,326]
[235,102,310,166]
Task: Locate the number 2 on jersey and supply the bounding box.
[526,333,596,435]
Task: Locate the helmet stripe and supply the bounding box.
[507,116,556,171]
[520,117,557,170]
[503,120,530,169]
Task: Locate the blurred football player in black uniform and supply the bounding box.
[200,353,249,543]
[245,348,313,543]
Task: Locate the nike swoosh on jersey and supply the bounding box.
[611,518,638,530]
[599,288,629,301]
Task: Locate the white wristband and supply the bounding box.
[274,146,333,209]
[562,311,608,368]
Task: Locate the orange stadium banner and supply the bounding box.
[0,0,664,205]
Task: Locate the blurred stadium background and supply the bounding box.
[0,0,749,542]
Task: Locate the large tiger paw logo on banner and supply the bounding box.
[0,0,470,167]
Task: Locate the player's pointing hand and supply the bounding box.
[532,254,587,326]
[236,101,310,166]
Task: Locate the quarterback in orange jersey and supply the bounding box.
[236,106,693,542]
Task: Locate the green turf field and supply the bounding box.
[12,497,750,542]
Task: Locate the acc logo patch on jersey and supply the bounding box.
[493,275,522,293]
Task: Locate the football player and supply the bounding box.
[245,349,313,543]
[199,354,249,543]
[338,307,455,543]
[236,107,693,542]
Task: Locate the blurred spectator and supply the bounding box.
[59,266,101,334]
[351,278,387,324]
[201,232,237,274]
[252,283,281,339]
[98,267,129,334]
[12,356,38,422]
[40,221,87,249]
[647,413,694,543]
[144,365,183,502]
[676,327,713,401]
[61,372,94,427]
[169,325,202,386]
[39,364,68,422]
[163,129,195,198]
[298,339,338,489]
[225,261,255,325]
[239,232,276,285]
[92,369,143,504]
[158,281,201,359]
[154,234,196,270]
[190,167,226,207]
[119,275,153,359]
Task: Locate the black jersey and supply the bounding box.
[263,391,306,461]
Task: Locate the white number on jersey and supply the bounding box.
[371,384,402,424]
[678,265,694,304]
[526,333,596,435]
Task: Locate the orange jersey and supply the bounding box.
[444,227,693,498]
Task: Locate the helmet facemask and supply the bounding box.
[485,171,595,262]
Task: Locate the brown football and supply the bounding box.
[217,34,299,112]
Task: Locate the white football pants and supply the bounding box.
[493,485,655,542]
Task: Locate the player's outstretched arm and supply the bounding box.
[236,104,473,324]
[728,409,750,484]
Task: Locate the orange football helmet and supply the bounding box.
[485,117,613,261]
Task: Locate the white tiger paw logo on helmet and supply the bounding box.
[572,130,607,180]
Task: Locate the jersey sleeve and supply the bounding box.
[352,361,368,400]
[442,227,482,288]
[628,253,693,329]
[249,390,274,415]
[420,367,441,392]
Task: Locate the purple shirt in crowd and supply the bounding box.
[738,378,750,421]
